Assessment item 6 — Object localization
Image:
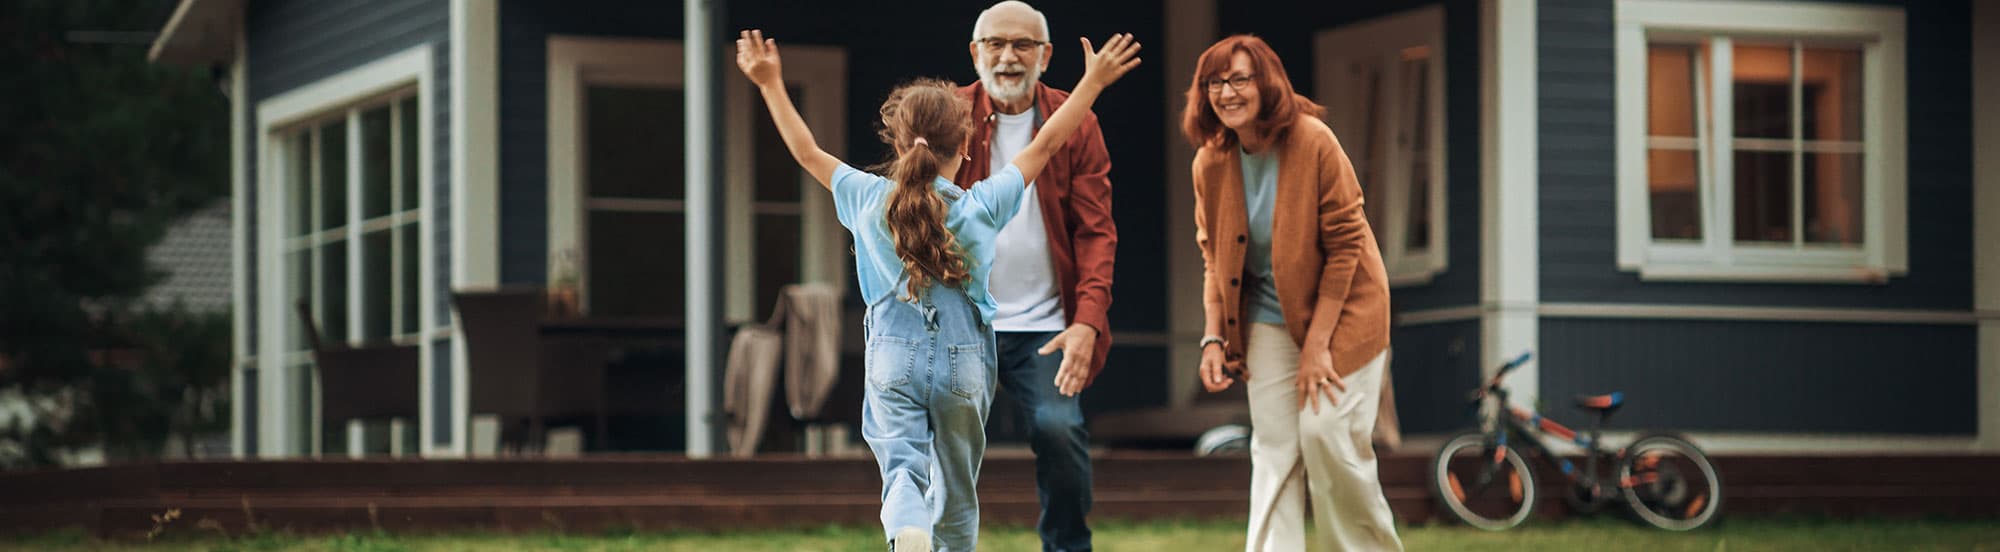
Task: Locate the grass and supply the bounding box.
[4,518,1998,551]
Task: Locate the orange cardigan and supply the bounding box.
[1192,115,1390,377]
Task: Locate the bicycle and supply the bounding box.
[1430,352,1723,531]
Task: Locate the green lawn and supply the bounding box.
[5,518,1997,551]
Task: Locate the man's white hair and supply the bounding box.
[971,1,1049,41]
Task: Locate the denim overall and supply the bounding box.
[862,282,997,552]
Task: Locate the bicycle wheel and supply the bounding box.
[1617,433,1722,530]
[1432,431,1536,530]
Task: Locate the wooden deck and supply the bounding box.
[2,451,1996,538]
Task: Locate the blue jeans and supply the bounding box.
[996,330,1094,552]
[861,285,995,552]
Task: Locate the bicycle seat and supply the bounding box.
[1573,392,1624,413]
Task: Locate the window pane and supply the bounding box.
[755,86,803,203]
[1405,161,1431,250]
[1800,47,1863,142]
[587,86,685,200]
[1648,149,1702,240]
[290,133,313,237]
[361,106,393,219]
[755,214,801,316]
[1356,61,1388,250]
[1731,44,1793,140]
[364,229,393,341]
[319,120,348,231]
[289,250,310,351]
[1732,151,1793,243]
[588,211,684,317]
[1402,53,1430,152]
[400,96,421,212]
[1402,54,1431,252]
[1804,152,1864,244]
[1646,45,1700,138]
[321,241,349,343]
[400,224,421,335]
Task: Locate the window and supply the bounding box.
[280,94,425,350]
[272,93,425,454]
[1615,0,1906,282]
[547,37,848,322]
[1316,6,1449,287]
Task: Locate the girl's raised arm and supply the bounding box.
[1008,33,1141,184]
[736,30,839,189]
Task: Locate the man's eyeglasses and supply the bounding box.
[977,37,1048,54]
[1205,74,1257,94]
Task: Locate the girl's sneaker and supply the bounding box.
[890,526,931,552]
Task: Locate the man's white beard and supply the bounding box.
[977,60,1043,106]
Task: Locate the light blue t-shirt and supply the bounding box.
[832,162,1027,325]
[1241,147,1285,325]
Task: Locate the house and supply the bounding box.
[147,0,1998,458]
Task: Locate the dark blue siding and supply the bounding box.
[432,337,452,445]
[1540,318,1975,433]
[1390,320,1485,434]
[1536,0,1974,310]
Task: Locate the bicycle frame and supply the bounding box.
[1471,354,1622,493]
[1482,388,1615,487]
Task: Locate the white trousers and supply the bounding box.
[1244,323,1403,552]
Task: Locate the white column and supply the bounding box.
[255,123,290,458]
[447,0,500,458]
[684,0,722,458]
[230,29,250,459]
[452,0,500,287]
[1165,0,1216,408]
[1481,0,1539,409]
[1974,0,1999,451]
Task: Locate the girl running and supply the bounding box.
[734,29,1139,552]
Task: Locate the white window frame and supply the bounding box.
[1615,0,1907,283]
[1315,5,1450,287]
[546,36,847,321]
[254,45,435,457]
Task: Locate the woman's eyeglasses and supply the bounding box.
[1205,74,1256,93]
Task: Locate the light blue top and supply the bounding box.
[832,162,1027,325]
[1240,147,1285,325]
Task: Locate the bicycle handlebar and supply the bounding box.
[1498,351,1533,375]
[1472,351,1535,403]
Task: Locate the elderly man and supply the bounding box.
[954,2,1117,551]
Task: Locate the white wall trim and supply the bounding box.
[1612,0,1909,281]
[1482,0,1540,411]
[258,47,433,130]
[1164,0,1215,409]
[1974,0,1999,452]
[228,29,249,459]
[1397,305,1482,327]
[254,44,434,458]
[1539,303,1991,325]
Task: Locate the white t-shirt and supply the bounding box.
[986,109,1067,332]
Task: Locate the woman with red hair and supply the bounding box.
[1183,35,1402,551]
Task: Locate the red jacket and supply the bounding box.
[954,82,1118,387]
